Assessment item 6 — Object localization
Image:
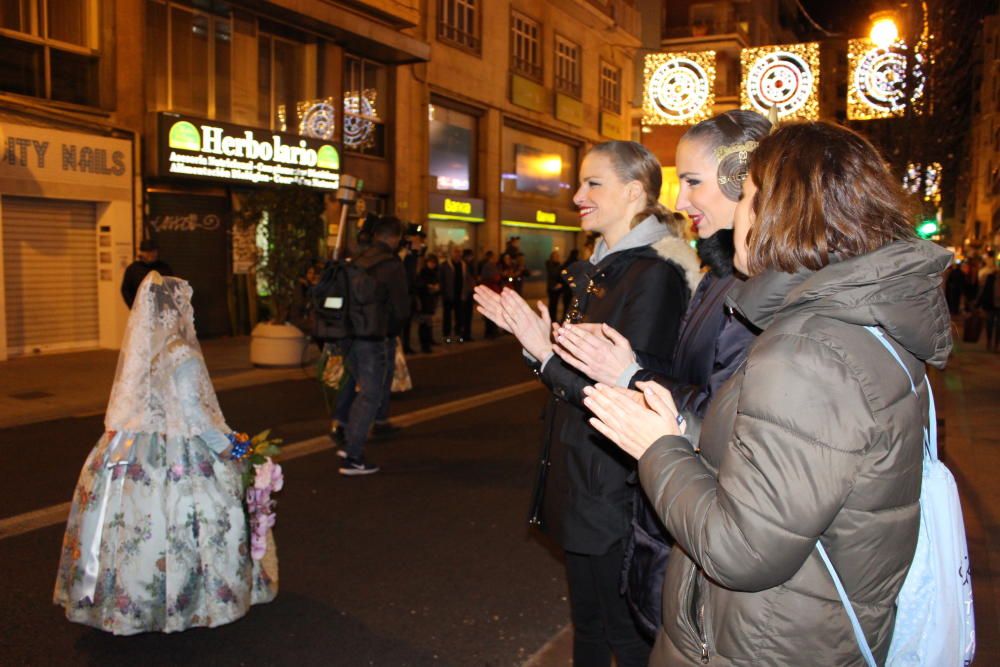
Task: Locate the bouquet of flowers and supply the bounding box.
[227,430,284,561]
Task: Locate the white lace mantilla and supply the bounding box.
[105,273,229,437]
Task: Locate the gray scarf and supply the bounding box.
[589,215,668,265]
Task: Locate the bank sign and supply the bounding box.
[158,113,340,190]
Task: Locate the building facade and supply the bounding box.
[965,14,1000,254]
[0,0,429,359]
[0,0,643,358]
[399,0,642,295]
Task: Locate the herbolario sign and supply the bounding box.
[157,113,341,190]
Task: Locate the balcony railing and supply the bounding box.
[583,0,641,41]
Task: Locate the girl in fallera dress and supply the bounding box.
[54,272,276,635]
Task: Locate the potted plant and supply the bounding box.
[237,185,325,366]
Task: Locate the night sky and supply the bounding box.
[798,0,881,38]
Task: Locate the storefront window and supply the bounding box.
[0,0,99,106]
[501,126,576,208]
[344,54,388,157]
[429,104,475,192]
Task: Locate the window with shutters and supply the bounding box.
[437,0,480,54]
[145,0,232,121]
[599,59,621,114]
[0,0,100,106]
[510,10,542,82]
[554,35,581,98]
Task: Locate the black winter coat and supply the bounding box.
[530,245,691,555]
[633,272,756,421]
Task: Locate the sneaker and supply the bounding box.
[339,458,379,476]
[372,421,401,438]
[336,448,348,459]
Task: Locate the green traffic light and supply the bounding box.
[916,220,939,239]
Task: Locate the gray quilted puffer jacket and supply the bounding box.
[638,239,953,666]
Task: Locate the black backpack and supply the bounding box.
[312,256,392,340]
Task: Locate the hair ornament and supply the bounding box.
[715,141,759,186]
[714,140,759,163]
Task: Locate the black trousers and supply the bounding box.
[565,542,651,667]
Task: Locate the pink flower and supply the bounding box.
[270,464,284,492]
[250,532,267,560]
[253,460,274,490]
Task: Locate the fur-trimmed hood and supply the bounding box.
[652,235,703,295]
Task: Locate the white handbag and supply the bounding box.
[817,326,975,667]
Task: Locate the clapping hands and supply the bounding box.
[583,381,685,460]
[473,286,553,361]
[552,322,637,386]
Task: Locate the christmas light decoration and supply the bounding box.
[643,51,716,126]
[740,43,820,120]
[848,38,925,120]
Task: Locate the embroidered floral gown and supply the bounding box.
[53,276,277,635]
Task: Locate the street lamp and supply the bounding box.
[869,11,900,47]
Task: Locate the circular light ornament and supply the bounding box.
[299,100,337,140]
[642,51,716,126]
[746,52,812,115]
[849,40,925,119]
[343,93,376,150]
[740,43,820,120]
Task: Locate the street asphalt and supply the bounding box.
[0,338,573,666]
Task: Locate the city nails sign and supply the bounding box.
[158,113,341,190]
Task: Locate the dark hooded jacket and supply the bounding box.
[639,240,952,665]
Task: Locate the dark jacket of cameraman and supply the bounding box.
[353,241,410,339]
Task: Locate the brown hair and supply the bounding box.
[745,121,914,275]
[588,140,671,228]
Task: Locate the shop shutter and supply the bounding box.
[3,196,99,356]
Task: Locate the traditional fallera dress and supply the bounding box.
[53,274,277,635]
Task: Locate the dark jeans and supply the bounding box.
[443,299,471,339]
[565,542,651,667]
[334,338,396,425]
[336,338,393,461]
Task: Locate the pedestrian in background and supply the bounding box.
[399,223,426,354]
[584,121,952,666]
[976,252,999,351]
[416,253,442,353]
[440,246,472,343]
[475,140,698,667]
[120,239,173,309]
[461,248,477,341]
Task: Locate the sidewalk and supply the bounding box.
[525,336,1000,666]
[0,316,500,430]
